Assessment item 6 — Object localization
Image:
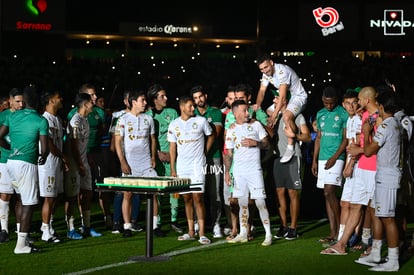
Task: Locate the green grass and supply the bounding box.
[1,198,413,275]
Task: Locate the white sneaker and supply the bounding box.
[369,262,399,272]
[280,148,295,163]
[354,253,381,267]
[262,235,273,246]
[223,227,232,236]
[227,234,248,243]
[213,224,223,238]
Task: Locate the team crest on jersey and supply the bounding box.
[334,115,340,121]
[247,125,253,132]
[192,122,198,129]
[144,118,149,125]
[207,117,212,123]
[165,114,171,121]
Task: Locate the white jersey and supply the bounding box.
[225,121,267,175]
[346,115,362,142]
[167,116,212,180]
[260,63,308,100]
[67,112,89,166]
[115,112,155,172]
[40,111,64,166]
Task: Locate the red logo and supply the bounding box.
[313,7,339,28]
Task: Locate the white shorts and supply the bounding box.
[372,184,397,217]
[286,96,307,117]
[0,162,13,194]
[351,166,376,206]
[232,172,267,200]
[178,172,205,194]
[316,160,344,189]
[39,157,63,197]
[341,177,353,202]
[7,160,39,205]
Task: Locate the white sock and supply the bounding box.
[49,215,55,235]
[16,223,20,233]
[0,199,9,233]
[362,227,371,244]
[124,223,132,230]
[337,224,345,241]
[153,216,158,230]
[371,239,382,262]
[238,197,249,238]
[41,222,49,232]
[16,232,28,249]
[255,199,271,236]
[67,216,75,231]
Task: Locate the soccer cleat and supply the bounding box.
[223,227,232,236]
[67,229,83,240]
[0,230,9,243]
[285,228,299,240]
[88,227,102,237]
[280,147,295,163]
[262,235,273,246]
[111,222,122,234]
[170,222,183,234]
[213,224,223,238]
[154,227,165,237]
[123,229,132,238]
[130,223,144,232]
[274,226,288,239]
[227,234,248,243]
[369,262,399,272]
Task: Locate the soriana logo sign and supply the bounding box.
[2,0,65,32]
[312,7,345,37]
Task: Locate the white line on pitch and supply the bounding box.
[63,239,228,275]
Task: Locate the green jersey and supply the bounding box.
[195,105,223,159]
[68,106,105,152]
[316,105,348,161]
[0,109,12,163]
[146,107,179,152]
[5,109,49,164]
[225,106,268,129]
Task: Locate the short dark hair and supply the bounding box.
[178,95,193,106]
[9,87,24,98]
[322,86,338,98]
[257,53,272,65]
[128,90,146,107]
[343,89,358,101]
[23,86,39,110]
[190,85,204,97]
[376,91,399,114]
[231,99,248,111]
[40,89,60,108]
[75,93,91,108]
[234,83,251,97]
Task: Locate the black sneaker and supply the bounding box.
[274,226,288,239]
[285,228,299,240]
[154,227,165,237]
[123,229,132,238]
[130,223,143,232]
[111,223,122,234]
[170,222,183,234]
[0,230,9,243]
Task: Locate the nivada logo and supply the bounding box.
[369,10,412,36]
[312,7,345,37]
[26,0,48,16]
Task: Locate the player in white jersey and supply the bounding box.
[168,96,214,245]
[224,99,273,246]
[114,90,158,237]
[255,53,308,163]
[38,90,68,243]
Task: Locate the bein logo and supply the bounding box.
[312,7,344,37]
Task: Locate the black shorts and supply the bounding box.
[273,155,302,190]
